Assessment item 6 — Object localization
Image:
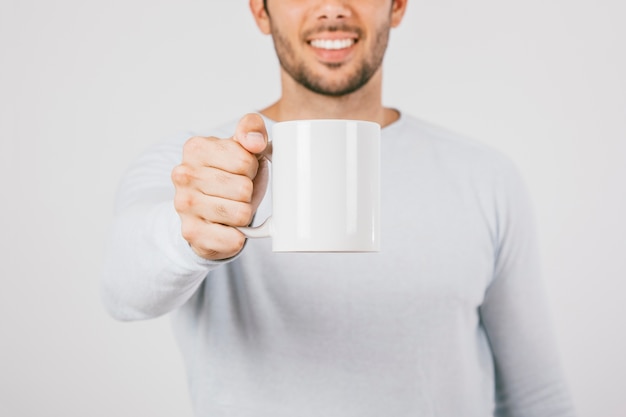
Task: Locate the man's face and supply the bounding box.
[263,1,401,97]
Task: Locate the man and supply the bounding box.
[102,1,576,415]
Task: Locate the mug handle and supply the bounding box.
[237,216,273,238]
[236,142,273,239]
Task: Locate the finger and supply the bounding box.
[205,196,253,227]
[232,113,268,156]
[250,157,269,211]
[181,217,246,260]
[187,193,253,228]
[173,163,255,203]
[180,137,260,179]
[194,167,255,203]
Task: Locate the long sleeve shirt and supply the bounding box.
[102,113,576,416]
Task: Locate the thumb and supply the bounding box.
[232,113,268,156]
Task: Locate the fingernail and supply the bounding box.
[246,132,264,143]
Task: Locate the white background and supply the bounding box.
[1,0,624,416]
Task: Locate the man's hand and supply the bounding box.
[171,113,270,260]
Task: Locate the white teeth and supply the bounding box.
[310,38,355,50]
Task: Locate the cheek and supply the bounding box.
[271,17,301,44]
[271,3,305,31]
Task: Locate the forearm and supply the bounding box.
[481,273,575,417]
[100,137,227,321]
[101,200,220,321]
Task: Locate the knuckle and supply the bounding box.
[213,201,252,226]
[171,164,192,186]
[180,222,197,242]
[212,138,236,161]
[214,138,231,152]
[183,136,205,155]
[214,203,229,220]
[214,170,230,186]
[173,191,194,212]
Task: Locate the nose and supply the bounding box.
[314,1,352,21]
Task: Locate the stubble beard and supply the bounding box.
[270,23,391,97]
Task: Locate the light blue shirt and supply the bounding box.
[102,113,575,416]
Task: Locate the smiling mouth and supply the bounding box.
[308,38,356,50]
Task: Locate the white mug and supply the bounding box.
[238,119,380,252]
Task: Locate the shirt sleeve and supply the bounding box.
[479,159,576,417]
[100,134,227,321]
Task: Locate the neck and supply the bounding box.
[260,68,399,127]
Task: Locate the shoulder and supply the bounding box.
[389,113,522,182]
[395,114,508,161]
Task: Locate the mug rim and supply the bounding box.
[273,119,380,129]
